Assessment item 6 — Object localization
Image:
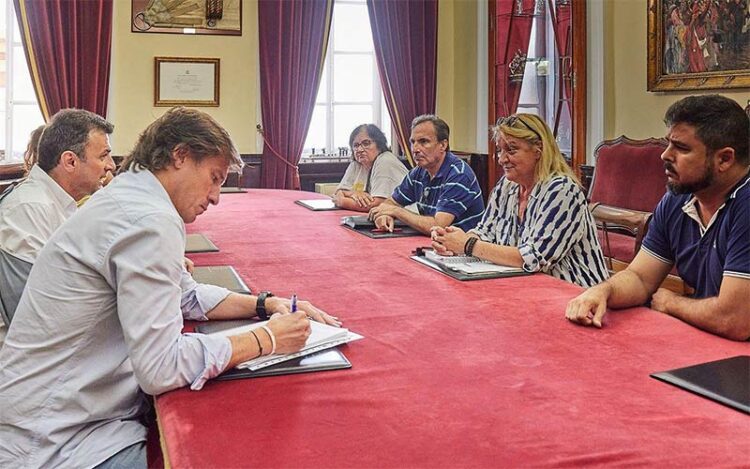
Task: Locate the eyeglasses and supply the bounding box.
[352,139,373,151]
[497,115,543,142]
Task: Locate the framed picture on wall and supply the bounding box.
[154,57,220,107]
[132,0,242,36]
[647,0,750,91]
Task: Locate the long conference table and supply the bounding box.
[156,189,749,467]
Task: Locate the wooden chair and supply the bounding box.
[588,136,668,267]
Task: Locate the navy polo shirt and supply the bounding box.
[391,151,485,231]
[641,173,750,298]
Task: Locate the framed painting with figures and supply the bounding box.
[647,0,750,91]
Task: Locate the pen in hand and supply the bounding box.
[291,294,298,313]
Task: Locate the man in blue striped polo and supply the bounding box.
[369,114,484,235]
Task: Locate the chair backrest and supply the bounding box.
[588,135,668,213]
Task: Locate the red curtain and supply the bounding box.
[14,0,112,121]
[367,0,438,166]
[258,0,333,189]
[494,0,534,118]
[549,0,572,134]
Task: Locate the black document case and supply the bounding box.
[410,248,531,281]
[651,355,750,414]
[185,233,219,253]
[195,320,352,379]
[191,266,251,294]
[295,199,339,211]
[340,215,421,239]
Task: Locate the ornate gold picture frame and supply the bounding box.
[647,0,750,91]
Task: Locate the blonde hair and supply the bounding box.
[492,113,578,185]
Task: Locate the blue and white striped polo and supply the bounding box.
[391,151,485,231]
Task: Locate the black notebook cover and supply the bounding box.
[185,233,219,253]
[191,266,251,294]
[295,199,340,211]
[195,320,352,379]
[651,355,750,414]
[217,348,351,380]
[340,215,421,239]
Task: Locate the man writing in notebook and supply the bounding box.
[368,114,484,235]
[0,108,340,468]
[566,95,750,340]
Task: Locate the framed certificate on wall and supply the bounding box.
[154,57,220,107]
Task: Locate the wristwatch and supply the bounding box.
[256,291,274,320]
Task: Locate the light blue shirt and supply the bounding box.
[0,169,233,468]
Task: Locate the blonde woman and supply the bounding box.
[432,114,608,287]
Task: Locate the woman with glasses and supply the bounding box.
[432,114,608,288]
[333,124,408,212]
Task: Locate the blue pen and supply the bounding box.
[291,294,298,313]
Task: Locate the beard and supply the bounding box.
[665,159,714,195]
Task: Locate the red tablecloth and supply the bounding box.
[156,189,750,467]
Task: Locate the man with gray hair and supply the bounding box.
[369,114,484,235]
[0,109,115,338]
[0,108,338,468]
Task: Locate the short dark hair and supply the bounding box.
[411,114,450,142]
[120,107,241,173]
[349,124,390,155]
[664,95,749,165]
[37,109,114,172]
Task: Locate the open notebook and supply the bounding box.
[199,319,363,371]
[411,248,530,281]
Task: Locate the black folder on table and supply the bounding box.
[651,355,750,414]
[191,266,251,294]
[410,247,531,281]
[220,186,247,194]
[185,233,219,253]
[295,199,339,211]
[340,215,421,239]
[195,320,351,379]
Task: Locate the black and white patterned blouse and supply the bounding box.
[471,175,609,287]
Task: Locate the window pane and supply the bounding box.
[0,2,7,38]
[315,61,328,103]
[12,45,36,101]
[333,54,372,102]
[303,105,327,154]
[333,104,372,149]
[333,3,373,52]
[0,107,6,160]
[12,103,44,161]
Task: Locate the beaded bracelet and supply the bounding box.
[260,325,277,355]
[464,237,479,256]
[250,330,263,357]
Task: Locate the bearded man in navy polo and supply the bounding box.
[567,95,750,341]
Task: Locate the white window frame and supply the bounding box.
[1,0,42,165]
[305,0,390,157]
